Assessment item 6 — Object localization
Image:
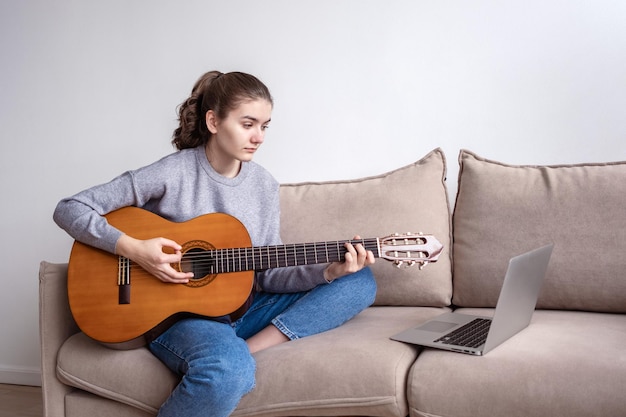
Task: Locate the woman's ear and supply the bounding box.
[205,110,218,134]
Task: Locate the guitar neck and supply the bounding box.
[192,238,381,275]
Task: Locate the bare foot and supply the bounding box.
[246,325,289,353]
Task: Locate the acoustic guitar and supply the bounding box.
[67,206,443,345]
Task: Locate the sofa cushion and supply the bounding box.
[57,334,176,414]
[452,150,626,312]
[57,306,448,417]
[280,148,452,307]
[407,309,626,417]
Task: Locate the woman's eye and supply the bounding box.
[262,125,269,130]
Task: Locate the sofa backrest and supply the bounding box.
[279,148,453,307]
[452,149,626,313]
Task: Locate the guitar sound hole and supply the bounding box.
[181,248,214,280]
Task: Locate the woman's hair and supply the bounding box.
[172,71,273,150]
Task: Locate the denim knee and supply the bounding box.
[347,266,377,308]
[151,321,256,417]
[269,266,378,340]
[187,337,256,399]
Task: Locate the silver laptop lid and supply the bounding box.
[483,244,553,353]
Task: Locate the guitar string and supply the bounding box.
[169,239,380,261]
[117,239,382,273]
[118,247,362,271]
[173,240,380,264]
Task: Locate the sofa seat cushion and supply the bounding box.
[65,390,154,417]
[407,309,626,417]
[57,333,176,414]
[58,306,448,417]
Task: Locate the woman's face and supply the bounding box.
[206,98,272,165]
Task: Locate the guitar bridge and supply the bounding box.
[118,256,131,304]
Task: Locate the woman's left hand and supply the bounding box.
[324,235,376,282]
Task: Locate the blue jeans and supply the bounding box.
[149,267,376,417]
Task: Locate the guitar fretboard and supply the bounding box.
[192,238,381,275]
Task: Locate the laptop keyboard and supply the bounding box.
[434,318,492,348]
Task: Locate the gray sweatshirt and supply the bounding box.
[53,145,328,293]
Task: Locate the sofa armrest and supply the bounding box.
[39,261,80,417]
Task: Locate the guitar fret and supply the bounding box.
[274,245,280,268]
[259,246,264,269]
[306,243,315,264]
[283,245,289,266]
[260,247,265,269]
[274,246,279,268]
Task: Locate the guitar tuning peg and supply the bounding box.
[418,261,429,270]
[395,260,420,269]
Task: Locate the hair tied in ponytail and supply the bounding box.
[172,70,272,151]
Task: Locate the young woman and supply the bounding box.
[53,70,377,417]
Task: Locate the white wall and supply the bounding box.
[1,0,624,385]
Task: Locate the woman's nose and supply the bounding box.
[252,128,265,143]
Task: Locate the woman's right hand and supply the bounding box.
[115,234,194,283]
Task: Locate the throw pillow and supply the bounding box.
[453,149,626,313]
[280,148,452,307]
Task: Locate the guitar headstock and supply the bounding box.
[379,233,443,269]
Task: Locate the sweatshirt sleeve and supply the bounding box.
[52,171,141,254]
[256,264,330,293]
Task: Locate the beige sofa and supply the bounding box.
[39,148,626,417]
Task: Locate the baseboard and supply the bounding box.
[0,365,42,386]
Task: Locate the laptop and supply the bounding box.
[390,244,553,356]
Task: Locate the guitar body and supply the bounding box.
[68,207,254,344]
